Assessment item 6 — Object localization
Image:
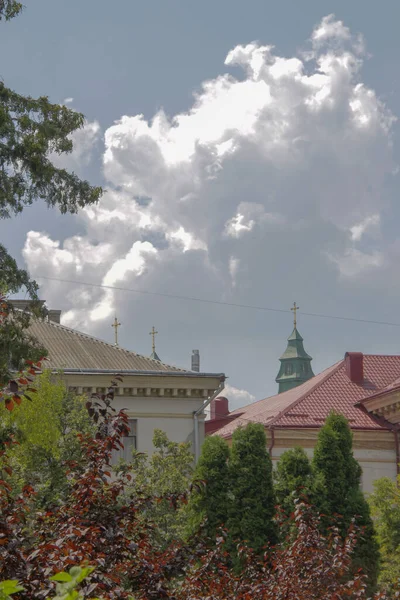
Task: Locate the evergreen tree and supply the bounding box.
[185,435,230,540]
[369,476,400,590]
[312,411,379,590]
[274,446,312,537]
[228,423,277,554]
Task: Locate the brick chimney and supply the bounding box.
[345,352,364,383]
[210,396,229,420]
[48,309,61,324]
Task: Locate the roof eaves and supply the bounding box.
[354,402,397,431]
[61,368,226,379]
[354,381,400,407]
[271,423,391,431]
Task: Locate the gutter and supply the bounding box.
[268,427,275,457]
[395,429,400,480]
[356,403,400,480]
[59,368,225,378]
[193,380,225,463]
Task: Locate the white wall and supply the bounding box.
[271,446,397,494]
[112,394,205,455]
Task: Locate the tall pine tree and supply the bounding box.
[185,435,230,541]
[312,412,379,590]
[228,423,277,554]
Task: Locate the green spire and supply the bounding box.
[150,350,161,361]
[276,303,314,393]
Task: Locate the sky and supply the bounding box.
[2,0,400,409]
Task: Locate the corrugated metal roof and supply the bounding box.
[215,355,400,437]
[28,319,189,373]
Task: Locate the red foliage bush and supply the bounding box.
[0,367,392,599]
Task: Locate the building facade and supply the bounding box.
[24,309,224,457]
[207,324,400,493]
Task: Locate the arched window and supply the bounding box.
[285,363,293,375]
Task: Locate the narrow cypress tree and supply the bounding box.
[228,423,277,554]
[185,436,230,540]
[274,447,312,538]
[312,412,379,590]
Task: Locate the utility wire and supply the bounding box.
[36,274,400,328]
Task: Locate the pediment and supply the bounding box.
[359,388,400,425]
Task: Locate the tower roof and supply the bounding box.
[279,327,312,360]
[276,308,314,393]
[150,350,161,362]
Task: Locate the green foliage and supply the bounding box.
[369,475,400,590]
[0,1,23,21]
[0,371,94,506]
[50,566,98,600]
[0,567,103,599]
[0,386,389,599]
[121,429,194,547]
[312,411,379,590]
[312,411,362,514]
[0,294,47,386]
[274,446,312,538]
[185,435,230,541]
[0,82,102,219]
[228,423,277,554]
[0,3,102,382]
[0,580,23,600]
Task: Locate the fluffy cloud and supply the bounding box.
[50,119,101,172]
[223,384,256,411]
[23,15,398,399]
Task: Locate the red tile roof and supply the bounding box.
[215,355,400,438]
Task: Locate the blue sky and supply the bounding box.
[2,1,400,407]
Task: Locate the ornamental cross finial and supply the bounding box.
[291,302,299,328]
[149,326,158,354]
[112,316,121,346]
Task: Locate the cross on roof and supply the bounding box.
[111,316,121,346]
[291,302,300,328]
[149,326,158,354]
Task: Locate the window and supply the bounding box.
[285,363,293,375]
[123,419,137,460]
[112,419,137,463]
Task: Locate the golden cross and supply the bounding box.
[291,302,300,328]
[149,326,158,354]
[111,316,121,346]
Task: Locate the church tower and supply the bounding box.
[276,303,314,393]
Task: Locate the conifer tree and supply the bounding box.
[185,435,230,540]
[274,446,312,537]
[228,423,277,554]
[312,411,379,590]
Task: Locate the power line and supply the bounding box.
[36,274,400,329]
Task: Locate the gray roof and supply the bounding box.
[28,318,188,373]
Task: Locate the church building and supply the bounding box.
[207,304,400,493]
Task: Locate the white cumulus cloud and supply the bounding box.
[22,15,399,398]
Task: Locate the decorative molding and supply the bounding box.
[68,386,210,399]
[125,412,203,419]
